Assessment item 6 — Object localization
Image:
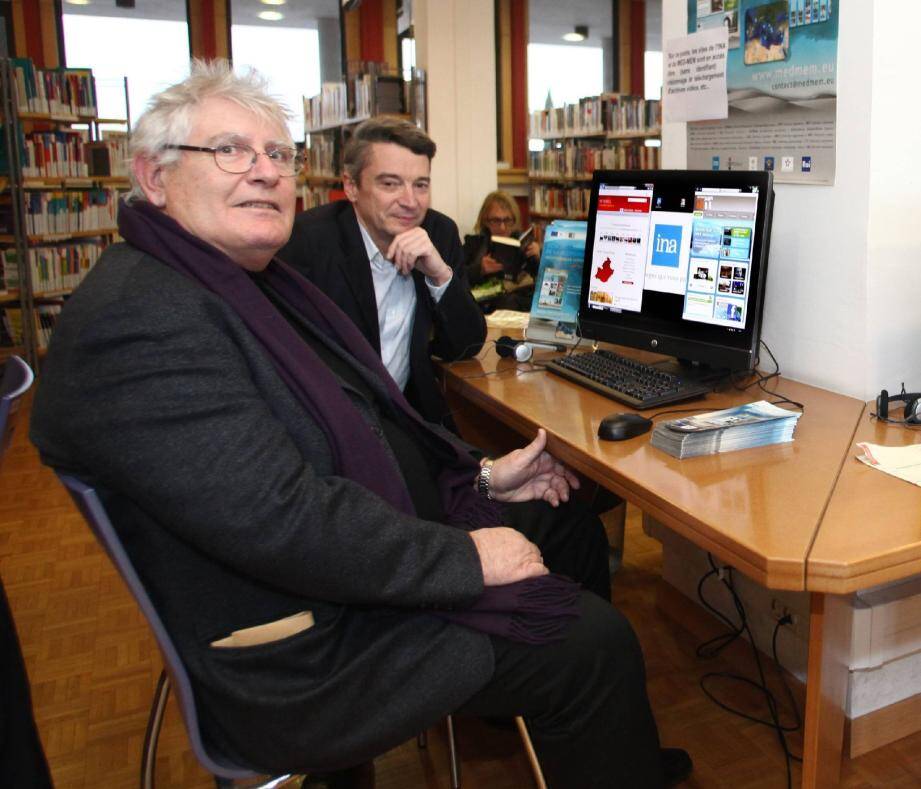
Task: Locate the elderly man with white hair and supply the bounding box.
[30,61,690,789]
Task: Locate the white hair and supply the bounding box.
[126,59,293,202]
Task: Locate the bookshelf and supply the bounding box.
[300,64,427,210]
[0,57,129,367]
[527,94,661,234]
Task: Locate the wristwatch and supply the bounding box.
[476,458,495,500]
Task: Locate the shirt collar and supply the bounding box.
[356,218,385,265]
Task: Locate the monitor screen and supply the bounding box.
[578,169,774,372]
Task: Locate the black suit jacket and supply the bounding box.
[278,201,486,427]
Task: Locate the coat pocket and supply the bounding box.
[210,610,315,648]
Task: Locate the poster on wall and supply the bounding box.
[686,0,839,185]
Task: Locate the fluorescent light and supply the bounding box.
[562,25,588,43]
[258,10,284,21]
[65,0,92,5]
[260,0,286,5]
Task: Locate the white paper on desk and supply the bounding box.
[663,27,729,123]
[856,442,921,487]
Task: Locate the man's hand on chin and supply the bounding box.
[387,227,453,286]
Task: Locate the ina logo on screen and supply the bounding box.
[651,225,682,268]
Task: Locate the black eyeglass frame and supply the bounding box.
[163,143,304,177]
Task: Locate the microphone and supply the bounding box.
[495,335,562,363]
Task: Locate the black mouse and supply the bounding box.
[597,412,653,441]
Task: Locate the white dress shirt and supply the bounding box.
[357,221,451,391]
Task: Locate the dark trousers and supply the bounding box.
[459,592,664,789]
[504,498,612,603]
[1,578,53,788]
[460,500,662,788]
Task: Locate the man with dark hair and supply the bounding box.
[278,117,485,429]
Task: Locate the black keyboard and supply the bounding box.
[545,349,711,409]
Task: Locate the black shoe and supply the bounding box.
[661,747,692,787]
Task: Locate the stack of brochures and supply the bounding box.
[651,400,802,459]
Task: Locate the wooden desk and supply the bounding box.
[800,407,921,784]
[809,405,921,594]
[441,340,866,787]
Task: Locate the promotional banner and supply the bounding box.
[686,0,839,184]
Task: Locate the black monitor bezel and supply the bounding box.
[578,169,774,372]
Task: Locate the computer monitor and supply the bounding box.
[578,169,774,374]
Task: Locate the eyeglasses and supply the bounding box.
[485,216,515,228]
[164,143,304,177]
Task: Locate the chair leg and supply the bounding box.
[142,670,171,789]
[446,714,460,789]
[515,716,547,789]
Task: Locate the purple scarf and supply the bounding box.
[117,199,579,644]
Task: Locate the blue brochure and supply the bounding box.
[526,220,587,345]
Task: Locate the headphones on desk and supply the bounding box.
[875,385,921,424]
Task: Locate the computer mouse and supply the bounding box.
[597,412,653,441]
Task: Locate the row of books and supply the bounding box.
[18,128,88,179]
[0,188,119,237]
[1,241,104,295]
[0,127,131,180]
[0,304,63,350]
[304,69,410,132]
[0,306,22,347]
[303,133,339,177]
[300,184,346,211]
[529,184,592,218]
[85,131,130,178]
[529,94,661,139]
[529,139,661,179]
[304,81,351,130]
[33,303,62,350]
[10,58,96,117]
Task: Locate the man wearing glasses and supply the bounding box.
[278,118,486,430]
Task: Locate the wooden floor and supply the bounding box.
[4,394,921,788]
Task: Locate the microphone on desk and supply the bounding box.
[495,335,562,363]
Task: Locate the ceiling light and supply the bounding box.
[562,25,589,43]
[65,0,92,5]
[260,0,286,5]
[258,10,284,21]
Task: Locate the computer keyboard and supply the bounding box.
[544,349,712,410]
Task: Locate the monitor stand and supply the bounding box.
[652,357,732,385]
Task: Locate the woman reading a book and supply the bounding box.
[29,60,689,788]
[464,191,541,311]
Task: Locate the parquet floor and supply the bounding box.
[4,393,921,788]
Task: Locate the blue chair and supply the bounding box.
[0,355,34,462]
[57,472,547,789]
[55,473,295,789]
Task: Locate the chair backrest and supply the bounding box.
[0,356,34,463]
[55,473,259,781]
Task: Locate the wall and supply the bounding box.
[663,0,921,400]
[414,0,498,234]
[865,2,921,397]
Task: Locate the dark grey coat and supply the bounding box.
[29,243,494,773]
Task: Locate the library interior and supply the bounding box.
[2,1,921,788]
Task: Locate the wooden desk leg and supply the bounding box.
[802,592,853,788]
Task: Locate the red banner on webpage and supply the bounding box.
[597,194,651,213]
